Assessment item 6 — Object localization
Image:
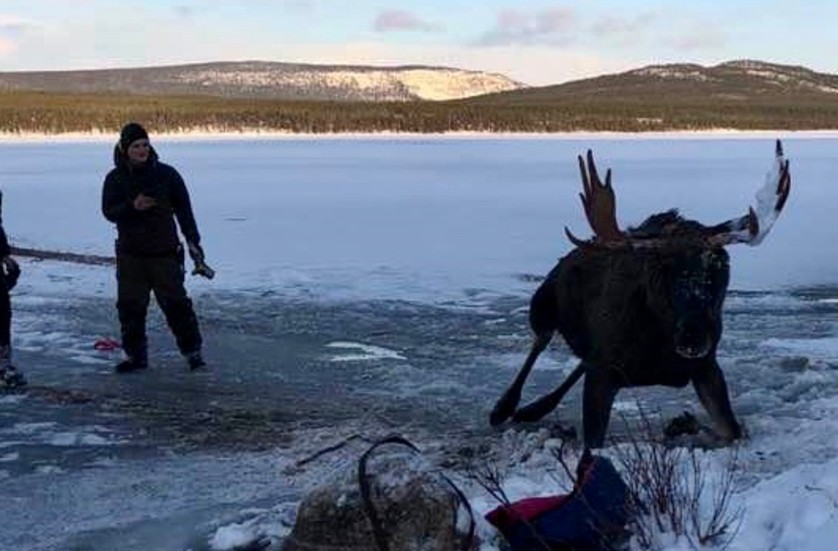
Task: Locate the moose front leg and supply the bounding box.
[512,361,586,423]
[691,359,742,442]
[583,367,620,449]
[490,332,552,426]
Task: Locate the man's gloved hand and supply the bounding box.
[187,242,204,263]
[186,242,215,279]
[1,256,20,291]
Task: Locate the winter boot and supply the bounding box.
[185,350,206,371]
[0,345,26,389]
[115,352,147,373]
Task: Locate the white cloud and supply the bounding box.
[280,0,316,12]
[373,10,442,33]
[668,26,727,51]
[475,7,577,47]
[589,13,656,45]
[0,13,43,59]
[172,5,196,19]
[0,13,41,34]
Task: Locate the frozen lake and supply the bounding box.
[0,135,837,550]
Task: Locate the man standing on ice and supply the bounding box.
[101,122,211,373]
[0,190,25,389]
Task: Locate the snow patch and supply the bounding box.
[208,521,260,550]
[325,341,406,362]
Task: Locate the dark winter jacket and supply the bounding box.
[102,145,201,257]
[0,226,9,259]
[0,190,10,258]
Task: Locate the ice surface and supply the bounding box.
[0,135,837,550]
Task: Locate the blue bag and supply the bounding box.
[486,453,630,551]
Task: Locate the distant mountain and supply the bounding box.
[0,61,524,102]
[3,59,837,134]
[465,60,838,105]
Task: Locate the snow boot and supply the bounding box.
[0,365,26,389]
[0,345,26,389]
[115,354,147,373]
[185,350,206,371]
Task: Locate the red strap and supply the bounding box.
[486,495,569,531]
[94,338,122,352]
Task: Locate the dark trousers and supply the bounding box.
[0,277,9,348]
[116,250,202,361]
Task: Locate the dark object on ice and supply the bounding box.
[284,435,476,551]
[491,141,792,448]
[187,241,215,279]
[486,452,631,551]
[230,537,273,551]
[778,356,810,371]
[9,246,115,266]
[663,411,702,438]
[191,257,216,279]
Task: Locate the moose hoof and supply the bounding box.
[512,398,556,424]
[489,394,519,426]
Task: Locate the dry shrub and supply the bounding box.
[468,406,743,550]
[613,408,744,550]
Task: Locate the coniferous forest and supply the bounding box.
[2,89,838,135]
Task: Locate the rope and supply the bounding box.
[357,434,476,551]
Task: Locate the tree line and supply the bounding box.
[1,91,837,134]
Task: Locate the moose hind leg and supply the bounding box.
[583,368,619,449]
[692,360,742,442]
[512,361,586,423]
[490,332,552,426]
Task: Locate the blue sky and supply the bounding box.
[0,0,834,85]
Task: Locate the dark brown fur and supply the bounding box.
[490,220,742,448]
[491,142,791,448]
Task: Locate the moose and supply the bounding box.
[491,141,791,448]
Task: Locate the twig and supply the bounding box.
[804,484,838,509]
[549,437,578,486]
[294,434,370,467]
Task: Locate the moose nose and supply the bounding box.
[675,335,712,359]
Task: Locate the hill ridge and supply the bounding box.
[0,60,524,102]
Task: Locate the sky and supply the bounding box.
[0,0,835,86]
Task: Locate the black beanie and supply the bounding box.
[119,122,149,151]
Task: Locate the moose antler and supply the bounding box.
[708,140,791,246]
[564,141,791,250]
[564,150,627,247]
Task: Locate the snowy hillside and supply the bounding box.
[0,61,525,101]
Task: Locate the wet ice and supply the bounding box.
[0,136,837,550]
